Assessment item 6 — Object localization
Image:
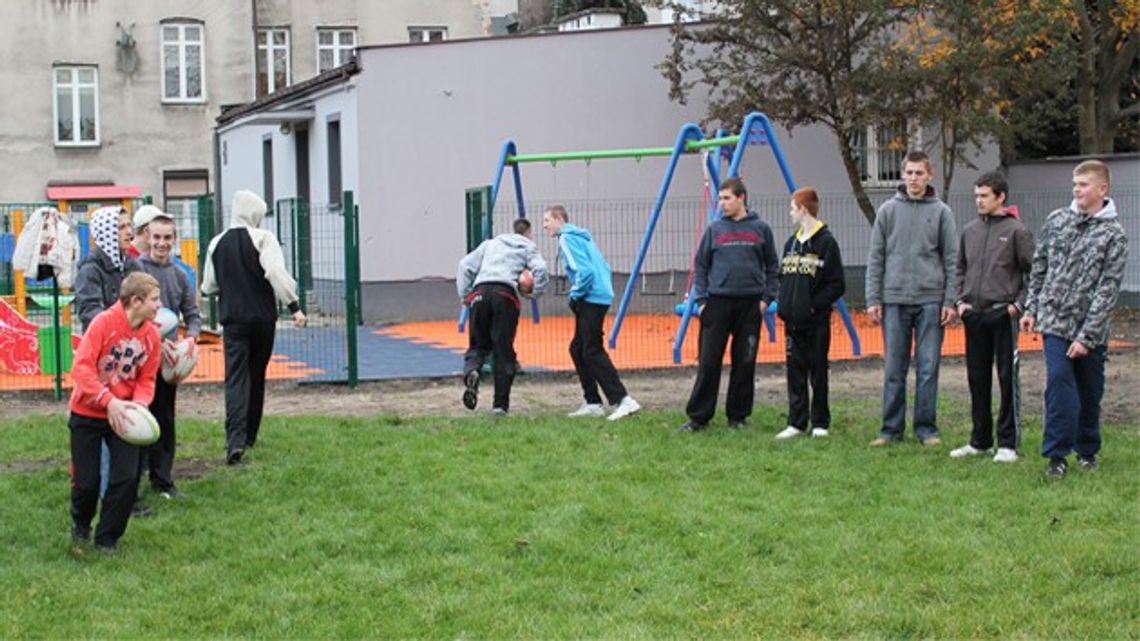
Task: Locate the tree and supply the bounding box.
[660,0,914,224]
[1071,0,1140,153]
[554,0,648,25]
[902,1,1075,191]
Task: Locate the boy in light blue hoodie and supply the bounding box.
[543,206,640,421]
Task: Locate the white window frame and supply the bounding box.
[408,26,448,43]
[851,120,921,188]
[257,27,292,95]
[160,22,207,104]
[52,65,100,147]
[317,28,357,73]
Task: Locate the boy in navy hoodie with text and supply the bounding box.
[680,177,780,432]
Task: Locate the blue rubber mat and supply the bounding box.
[273,326,467,382]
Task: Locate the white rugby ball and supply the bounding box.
[154,308,179,339]
[115,404,160,446]
[161,340,199,384]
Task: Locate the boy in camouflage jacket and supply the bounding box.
[1022,160,1128,479]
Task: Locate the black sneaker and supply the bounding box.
[131,503,154,518]
[462,370,480,410]
[71,525,91,545]
[1045,458,1068,479]
[226,449,245,466]
[1076,454,1099,471]
[678,420,707,433]
[95,543,119,556]
[727,419,748,429]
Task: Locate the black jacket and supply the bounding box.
[73,248,141,333]
[777,223,845,327]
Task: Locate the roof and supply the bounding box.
[45,184,142,201]
[216,60,360,126]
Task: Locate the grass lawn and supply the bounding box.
[1,400,1136,639]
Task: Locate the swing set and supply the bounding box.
[463,111,861,364]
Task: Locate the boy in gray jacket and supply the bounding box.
[457,218,548,415]
[1022,160,1128,479]
[865,151,958,447]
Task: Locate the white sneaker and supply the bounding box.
[607,396,641,421]
[949,444,988,459]
[567,403,605,418]
[811,428,829,438]
[993,448,1019,463]
[775,426,805,440]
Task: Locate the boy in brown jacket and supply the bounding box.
[951,171,1034,463]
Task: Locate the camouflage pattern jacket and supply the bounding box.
[1025,198,1128,348]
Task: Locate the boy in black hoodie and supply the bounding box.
[775,187,845,439]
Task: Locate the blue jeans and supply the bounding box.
[880,303,944,441]
[1041,334,1106,460]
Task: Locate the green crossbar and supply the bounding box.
[507,134,742,164]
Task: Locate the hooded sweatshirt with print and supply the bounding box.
[865,185,958,308]
[693,210,780,305]
[556,224,614,306]
[68,301,161,420]
[201,191,301,325]
[74,206,141,333]
[457,232,549,302]
[1025,198,1128,349]
[777,221,845,327]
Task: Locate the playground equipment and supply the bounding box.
[466,112,861,362]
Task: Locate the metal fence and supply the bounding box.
[0,193,361,393]
[481,187,1140,370]
[1,186,1134,392]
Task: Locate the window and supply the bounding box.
[263,136,275,211]
[408,26,447,43]
[257,28,291,97]
[317,28,356,73]
[161,22,206,102]
[53,66,99,146]
[327,117,341,207]
[850,120,917,186]
[163,170,209,243]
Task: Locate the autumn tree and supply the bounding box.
[903,1,1074,191]
[660,0,915,224]
[1070,0,1140,153]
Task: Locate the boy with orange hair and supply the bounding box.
[775,187,845,439]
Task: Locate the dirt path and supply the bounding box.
[5,348,1138,426]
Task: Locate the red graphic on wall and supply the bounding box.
[0,298,41,375]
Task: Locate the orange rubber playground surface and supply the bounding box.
[377,310,1065,371]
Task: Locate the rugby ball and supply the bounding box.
[154,307,179,339]
[161,339,200,384]
[115,404,160,446]
[518,269,535,298]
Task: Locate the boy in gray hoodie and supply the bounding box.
[457,218,548,415]
[865,151,958,447]
[1022,160,1128,479]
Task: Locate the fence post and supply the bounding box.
[295,197,311,313]
[196,194,218,329]
[343,190,360,387]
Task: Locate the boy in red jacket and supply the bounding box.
[68,272,162,554]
